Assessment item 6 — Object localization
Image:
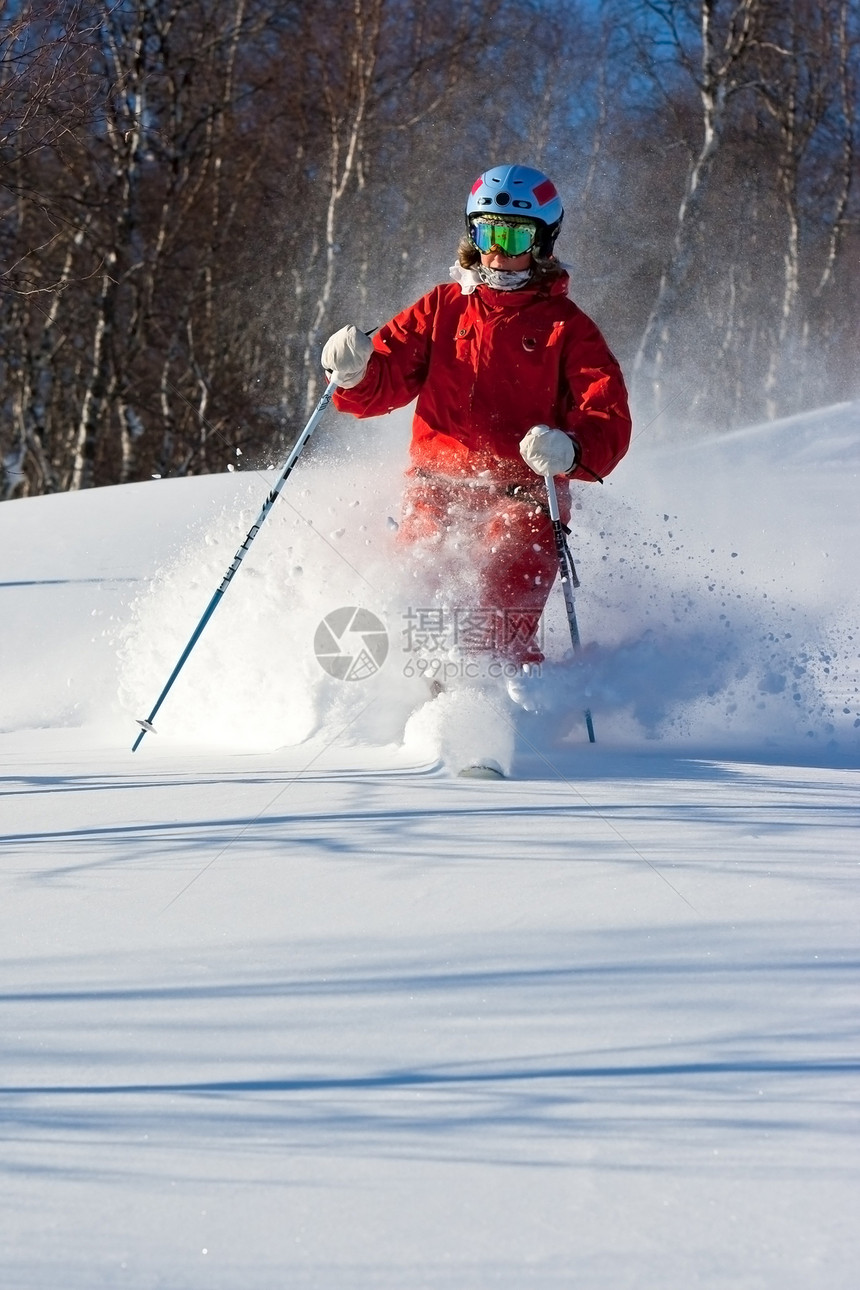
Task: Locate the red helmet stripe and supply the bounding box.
[471,177,484,194]
[533,178,558,206]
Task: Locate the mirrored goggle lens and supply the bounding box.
[470,219,537,256]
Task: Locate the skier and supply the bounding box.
[322,163,631,676]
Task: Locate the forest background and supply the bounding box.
[1,0,857,499]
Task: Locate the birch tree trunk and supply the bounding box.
[632,0,762,426]
[68,1,148,489]
[301,0,383,415]
[808,0,856,334]
[758,0,857,416]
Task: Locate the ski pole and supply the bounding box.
[132,373,340,752]
[544,474,596,744]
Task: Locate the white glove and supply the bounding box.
[321,324,374,389]
[519,425,578,476]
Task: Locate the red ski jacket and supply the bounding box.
[334,271,631,486]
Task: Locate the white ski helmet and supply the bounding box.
[466,164,564,257]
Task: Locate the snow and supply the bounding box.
[1,400,859,1288]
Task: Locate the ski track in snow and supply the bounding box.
[1,401,859,1288]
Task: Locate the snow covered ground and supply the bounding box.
[1,400,859,1288]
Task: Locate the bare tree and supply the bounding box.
[757,0,856,416]
[630,0,766,422]
[2,0,857,499]
[0,1,99,497]
[803,0,858,396]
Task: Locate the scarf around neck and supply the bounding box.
[448,261,534,295]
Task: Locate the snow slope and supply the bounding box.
[1,401,859,1289]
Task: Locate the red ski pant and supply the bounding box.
[396,474,569,665]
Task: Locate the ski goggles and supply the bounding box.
[469,217,538,257]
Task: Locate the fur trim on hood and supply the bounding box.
[448,261,483,295]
